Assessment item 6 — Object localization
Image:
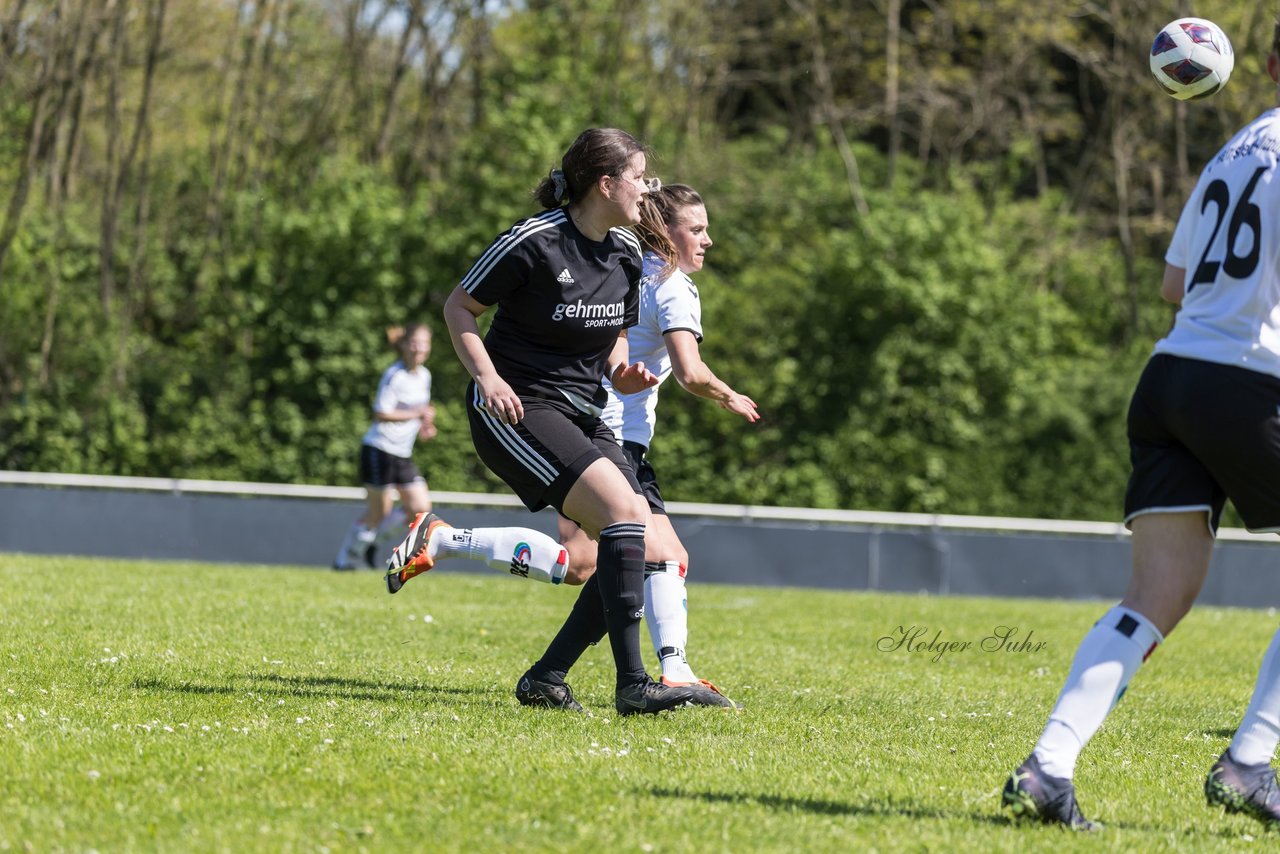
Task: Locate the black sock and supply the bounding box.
[529,574,607,683]
[595,522,647,690]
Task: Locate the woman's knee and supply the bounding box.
[399,489,431,515]
[1122,564,1205,634]
[563,563,597,586]
[561,531,599,586]
[362,490,389,525]
[621,493,650,524]
[649,542,689,571]
[1125,512,1214,633]
[594,489,647,525]
[562,460,648,532]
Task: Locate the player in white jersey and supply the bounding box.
[558,184,760,704]
[333,324,437,570]
[1004,22,1280,831]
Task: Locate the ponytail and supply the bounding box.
[635,195,678,280]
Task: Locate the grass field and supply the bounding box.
[1,554,1277,852]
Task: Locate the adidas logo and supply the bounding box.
[556,268,575,284]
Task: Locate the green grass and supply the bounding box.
[0,555,1276,852]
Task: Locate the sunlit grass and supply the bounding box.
[0,554,1273,851]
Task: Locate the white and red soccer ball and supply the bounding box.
[1149,17,1234,101]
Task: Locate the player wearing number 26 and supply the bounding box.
[1002,20,1280,831]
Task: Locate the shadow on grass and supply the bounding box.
[647,786,1007,825]
[133,672,494,704]
[646,786,1252,838]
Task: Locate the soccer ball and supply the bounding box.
[1149,17,1234,101]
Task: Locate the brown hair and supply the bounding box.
[648,183,705,230]
[634,183,705,280]
[386,323,431,351]
[533,128,650,209]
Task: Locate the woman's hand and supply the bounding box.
[444,287,521,423]
[418,404,438,440]
[718,392,761,423]
[476,373,524,424]
[610,362,659,394]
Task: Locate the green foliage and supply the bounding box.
[649,139,1152,518]
[0,0,1238,522]
[0,128,1172,519]
[134,159,506,490]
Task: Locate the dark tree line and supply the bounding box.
[0,0,1269,521]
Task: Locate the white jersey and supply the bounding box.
[1157,108,1280,378]
[602,252,704,446]
[361,361,431,458]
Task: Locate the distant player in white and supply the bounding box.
[333,324,437,569]
[1005,22,1280,831]
[558,184,760,703]
[346,329,575,589]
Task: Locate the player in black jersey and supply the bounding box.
[413,128,723,715]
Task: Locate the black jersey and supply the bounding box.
[461,208,643,408]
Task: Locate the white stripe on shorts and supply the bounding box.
[471,385,559,485]
[1123,505,1215,538]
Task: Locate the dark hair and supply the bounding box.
[1274,15,1279,60]
[386,323,431,350]
[533,128,649,209]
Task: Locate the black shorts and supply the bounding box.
[466,382,642,514]
[1124,354,1280,533]
[359,444,424,489]
[621,441,667,515]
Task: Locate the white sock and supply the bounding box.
[375,507,409,543]
[1230,627,1280,766]
[430,526,568,584]
[645,562,697,682]
[334,520,376,567]
[1032,605,1163,779]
